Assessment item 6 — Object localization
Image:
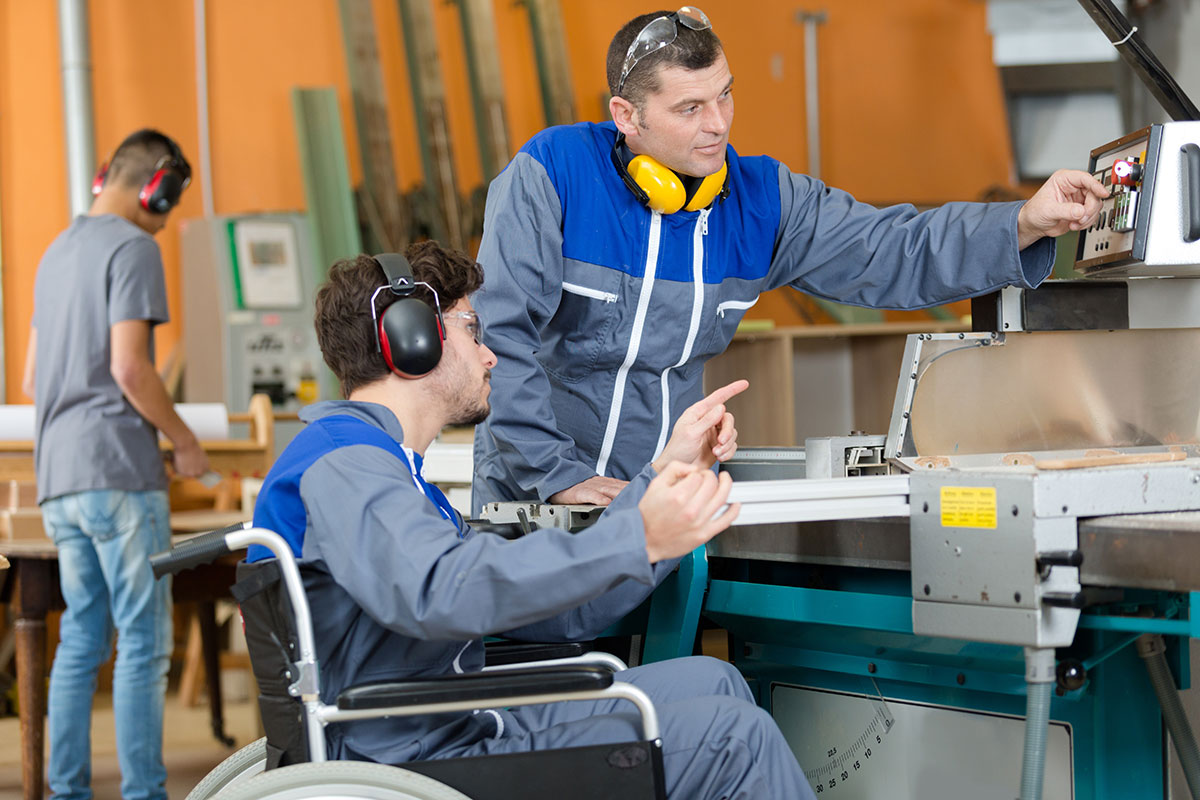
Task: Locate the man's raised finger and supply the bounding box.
[691,379,749,416]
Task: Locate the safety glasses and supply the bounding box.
[444,311,485,345]
[616,6,712,96]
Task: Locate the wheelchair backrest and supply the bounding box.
[232,559,312,768]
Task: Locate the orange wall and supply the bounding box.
[1,0,1015,403]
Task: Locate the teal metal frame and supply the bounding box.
[642,546,709,662]
[638,557,1193,799]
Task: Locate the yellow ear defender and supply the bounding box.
[611,133,729,214]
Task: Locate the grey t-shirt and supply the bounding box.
[33,214,170,503]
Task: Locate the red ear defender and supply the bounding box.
[92,162,109,197]
[139,164,186,214]
[139,170,166,211]
[370,253,446,379]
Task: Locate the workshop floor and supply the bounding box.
[0,692,260,799]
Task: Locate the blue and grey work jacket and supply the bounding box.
[472,121,1055,511]
[250,400,676,764]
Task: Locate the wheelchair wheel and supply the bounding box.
[185,737,267,800]
[214,760,473,799]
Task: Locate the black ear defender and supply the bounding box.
[139,136,191,214]
[610,132,729,214]
[370,253,445,379]
[92,133,192,214]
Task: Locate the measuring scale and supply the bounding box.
[773,683,1074,798]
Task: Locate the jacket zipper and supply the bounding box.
[716,297,759,317]
[654,208,711,460]
[595,212,662,476]
[562,282,618,303]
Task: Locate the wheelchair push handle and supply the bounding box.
[150,521,249,579]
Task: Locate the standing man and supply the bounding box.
[250,240,816,798]
[471,6,1108,511]
[23,128,209,800]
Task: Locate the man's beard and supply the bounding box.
[452,401,490,427]
[445,371,491,426]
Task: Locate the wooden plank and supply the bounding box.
[457,0,511,182]
[523,0,576,127]
[336,0,408,251]
[397,0,465,250]
[1036,451,1186,470]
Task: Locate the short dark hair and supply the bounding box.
[605,10,723,108]
[314,240,484,397]
[106,129,190,191]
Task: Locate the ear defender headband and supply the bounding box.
[370,253,445,379]
[92,134,192,214]
[610,132,728,214]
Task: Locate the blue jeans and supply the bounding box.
[43,489,172,800]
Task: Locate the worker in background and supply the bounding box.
[471,6,1108,512]
[23,129,209,800]
[250,240,817,799]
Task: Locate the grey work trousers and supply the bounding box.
[446,656,817,800]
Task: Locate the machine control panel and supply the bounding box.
[182,214,333,417]
[1075,127,1152,273]
[1074,121,1200,277]
[237,323,320,408]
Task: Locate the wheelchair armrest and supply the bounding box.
[150,521,250,579]
[483,641,584,666]
[336,665,614,711]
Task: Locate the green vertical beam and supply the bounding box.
[291,87,363,277]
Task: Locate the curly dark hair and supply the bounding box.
[314,240,484,397]
[605,10,723,110]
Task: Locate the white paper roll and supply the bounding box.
[0,403,230,442]
[0,405,36,440]
[171,403,231,441]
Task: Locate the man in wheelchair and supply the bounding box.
[247,241,816,799]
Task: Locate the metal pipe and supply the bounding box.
[483,651,628,674]
[57,0,96,218]
[1019,647,1056,800]
[223,527,328,763]
[797,11,827,181]
[319,682,662,742]
[1138,634,1200,799]
[195,0,215,217]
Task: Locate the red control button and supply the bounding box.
[1112,159,1143,186]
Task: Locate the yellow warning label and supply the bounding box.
[940,487,997,529]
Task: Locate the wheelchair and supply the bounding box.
[151,525,667,800]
